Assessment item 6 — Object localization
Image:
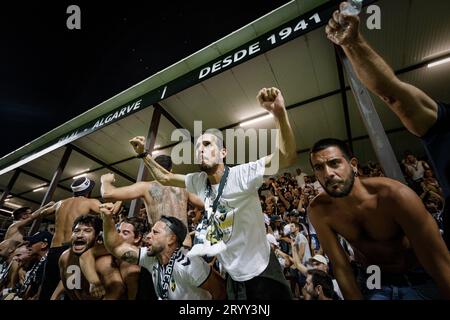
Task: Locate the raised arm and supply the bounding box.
[99,203,140,264]
[391,183,450,298]
[129,136,186,188]
[326,2,438,137]
[273,183,290,209]
[309,203,363,299]
[291,243,308,275]
[101,172,150,202]
[257,88,297,176]
[4,202,56,240]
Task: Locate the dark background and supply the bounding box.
[0,0,291,158]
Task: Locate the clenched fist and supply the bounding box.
[129,136,146,154]
[325,2,360,46]
[101,173,115,184]
[257,87,286,117]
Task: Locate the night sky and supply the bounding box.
[0,0,291,158]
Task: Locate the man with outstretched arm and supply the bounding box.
[99,203,225,300]
[129,87,297,299]
[4,202,55,243]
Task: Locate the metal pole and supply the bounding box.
[29,146,73,235]
[128,106,162,217]
[340,51,405,183]
[335,49,354,153]
[0,169,21,207]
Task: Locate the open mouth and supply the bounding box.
[72,240,87,251]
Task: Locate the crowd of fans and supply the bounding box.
[0,150,445,300]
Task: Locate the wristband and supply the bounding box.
[136,151,149,159]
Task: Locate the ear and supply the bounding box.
[316,285,323,296]
[350,157,359,173]
[167,233,177,246]
[220,147,227,160]
[134,236,143,246]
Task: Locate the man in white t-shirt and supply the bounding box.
[129,87,297,299]
[291,222,312,265]
[295,168,307,189]
[99,203,225,300]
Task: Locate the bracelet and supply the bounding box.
[136,151,149,159]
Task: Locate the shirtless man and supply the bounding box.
[101,155,203,247]
[79,216,154,300]
[308,138,450,300]
[326,2,450,247]
[55,214,125,300]
[4,203,55,243]
[38,177,117,300]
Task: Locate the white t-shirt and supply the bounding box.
[405,161,427,181]
[294,233,312,265]
[186,158,270,281]
[333,279,344,300]
[138,247,212,300]
[283,224,291,236]
[295,173,307,188]
[313,180,324,194]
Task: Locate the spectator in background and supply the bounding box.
[304,269,336,300]
[4,203,55,243]
[402,152,430,194]
[295,168,308,189]
[421,169,443,197]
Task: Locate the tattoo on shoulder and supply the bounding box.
[121,251,138,264]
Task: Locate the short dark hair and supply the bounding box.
[155,155,172,171]
[72,214,103,236]
[121,217,149,239]
[160,215,187,247]
[307,269,334,299]
[310,138,353,161]
[12,207,31,220]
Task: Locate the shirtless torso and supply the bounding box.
[311,178,418,272]
[59,249,125,300]
[51,197,101,247]
[310,177,450,299]
[144,181,188,226]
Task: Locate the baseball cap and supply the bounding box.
[25,230,53,245]
[270,215,282,222]
[309,254,328,265]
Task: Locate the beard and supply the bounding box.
[321,171,355,198]
[199,162,220,175]
[147,243,164,257]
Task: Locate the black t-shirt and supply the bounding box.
[421,102,450,198]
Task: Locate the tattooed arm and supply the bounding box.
[100,203,139,264]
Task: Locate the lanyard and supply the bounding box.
[156,248,179,300]
[206,166,230,214]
